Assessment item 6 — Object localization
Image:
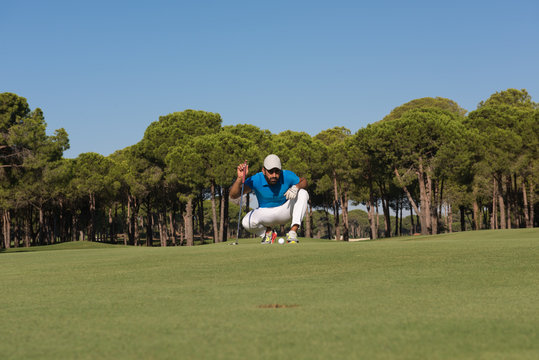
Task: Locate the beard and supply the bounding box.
[265,174,279,185]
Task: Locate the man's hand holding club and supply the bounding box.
[237,162,249,181]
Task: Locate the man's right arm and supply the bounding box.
[230,162,251,199]
[230,177,251,199]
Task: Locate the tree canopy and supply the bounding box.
[0,88,537,249]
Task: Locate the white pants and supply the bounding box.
[242,189,309,237]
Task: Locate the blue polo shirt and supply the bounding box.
[244,170,300,208]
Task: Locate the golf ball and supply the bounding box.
[278,238,285,244]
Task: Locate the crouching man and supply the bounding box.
[230,154,309,244]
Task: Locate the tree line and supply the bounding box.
[0,88,537,248]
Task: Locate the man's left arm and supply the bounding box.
[284,176,307,200]
[295,177,307,190]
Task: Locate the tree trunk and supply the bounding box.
[367,198,377,240]
[305,202,312,238]
[410,206,417,235]
[133,212,141,246]
[394,197,400,237]
[210,182,219,243]
[332,171,341,240]
[473,188,481,230]
[530,179,535,227]
[198,192,204,243]
[431,179,438,234]
[223,187,229,243]
[38,207,45,245]
[498,177,506,229]
[324,208,331,239]
[375,203,380,234]
[134,203,140,246]
[146,201,153,247]
[523,180,531,228]
[219,187,226,242]
[438,179,444,232]
[158,212,167,247]
[57,200,65,243]
[169,209,177,246]
[49,212,56,244]
[448,203,453,233]
[24,212,31,247]
[341,192,349,241]
[515,175,521,227]
[13,217,20,248]
[459,206,466,232]
[394,168,422,233]
[424,168,433,234]
[89,192,96,242]
[179,222,185,246]
[491,177,497,229]
[2,210,11,249]
[127,195,133,245]
[504,176,511,229]
[71,212,77,242]
[380,195,391,238]
[399,199,403,236]
[184,196,194,246]
[108,207,114,243]
[417,166,429,235]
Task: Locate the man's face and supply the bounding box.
[263,167,280,185]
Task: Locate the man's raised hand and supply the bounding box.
[237,162,249,180]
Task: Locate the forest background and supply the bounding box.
[0,88,537,248]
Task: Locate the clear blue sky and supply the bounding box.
[2,0,538,158]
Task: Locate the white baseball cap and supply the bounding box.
[263,154,281,170]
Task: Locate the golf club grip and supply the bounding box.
[241,160,248,183]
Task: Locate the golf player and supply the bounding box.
[230,154,309,244]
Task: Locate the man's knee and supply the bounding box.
[297,189,309,201]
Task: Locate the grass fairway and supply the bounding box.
[1,229,538,359]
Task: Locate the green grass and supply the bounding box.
[1,229,538,360]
